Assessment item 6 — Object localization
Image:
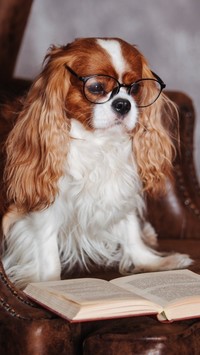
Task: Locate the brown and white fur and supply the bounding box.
[1,38,192,289]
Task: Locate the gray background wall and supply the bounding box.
[14,0,200,177]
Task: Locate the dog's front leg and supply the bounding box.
[37,229,61,282]
[117,214,192,274]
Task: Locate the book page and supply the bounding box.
[25,277,161,321]
[27,278,143,305]
[111,270,200,308]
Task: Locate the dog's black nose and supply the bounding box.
[112,98,131,116]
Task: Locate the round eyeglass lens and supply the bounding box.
[84,76,118,103]
[130,79,162,107]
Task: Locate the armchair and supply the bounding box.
[0,87,200,354]
[1,2,200,353]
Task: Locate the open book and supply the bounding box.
[24,269,200,323]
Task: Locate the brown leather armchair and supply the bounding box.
[1,1,200,354]
[0,88,200,355]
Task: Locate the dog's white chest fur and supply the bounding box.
[65,119,141,218]
[56,119,144,268]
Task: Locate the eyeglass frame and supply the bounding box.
[65,64,166,108]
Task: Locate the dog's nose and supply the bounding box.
[111,98,131,116]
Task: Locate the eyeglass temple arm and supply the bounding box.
[65,65,84,81]
[151,71,166,89]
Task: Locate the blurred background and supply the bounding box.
[13,0,200,176]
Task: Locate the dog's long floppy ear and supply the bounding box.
[133,60,177,196]
[4,46,72,212]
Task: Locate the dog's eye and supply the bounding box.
[129,83,141,96]
[87,82,105,95]
[84,76,117,103]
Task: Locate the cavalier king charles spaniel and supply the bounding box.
[2,37,192,288]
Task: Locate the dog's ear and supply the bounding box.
[133,61,177,196]
[4,46,72,212]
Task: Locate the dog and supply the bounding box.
[1,37,192,289]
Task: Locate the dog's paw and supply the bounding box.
[161,253,193,270]
[121,252,193,275]
[134,253,193,274]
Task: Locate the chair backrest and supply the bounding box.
[147,91,200,239]
[0,0,33,82]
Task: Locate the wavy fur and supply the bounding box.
[133,63,177,195]
[4,47,71,211]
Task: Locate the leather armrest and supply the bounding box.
[0,259,52,320]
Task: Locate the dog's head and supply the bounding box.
[5,37,177,211]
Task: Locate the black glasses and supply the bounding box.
[65,65,166,108]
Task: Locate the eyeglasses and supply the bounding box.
[65,65,166,108]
